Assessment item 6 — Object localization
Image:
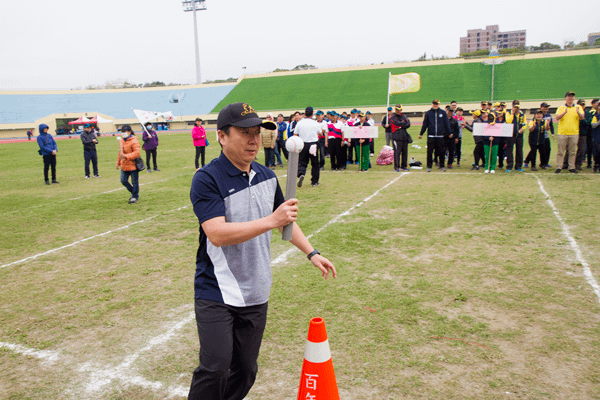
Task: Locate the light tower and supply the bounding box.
[182,0,207,84]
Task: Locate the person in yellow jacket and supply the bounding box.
[555,91,585,173]
[504,100,527,172]
[116,125,141,203]
[260,113,277,168]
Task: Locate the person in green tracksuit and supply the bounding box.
[356,113,371,171]
[483,111,504,173]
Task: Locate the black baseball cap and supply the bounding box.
[565,91,575,97]
[577,99,586,106]
[540,102,550,108]
[513,100,520,107]
[432,99,440,104]
[217,102,276,130]
[120,124,132,132]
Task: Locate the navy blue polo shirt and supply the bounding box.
[190,152,285,307]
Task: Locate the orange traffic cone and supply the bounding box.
[297,317,340,400]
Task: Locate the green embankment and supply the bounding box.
[212,53,600,112]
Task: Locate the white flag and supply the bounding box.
[132,109,173,123]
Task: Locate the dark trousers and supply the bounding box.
[496,138,506,168]
[526,144,546,168]
[145,149,158,170]
[298,141,320,184]
[43,154,57,182]
[473,140,485,166]
[594,142,600,169]
[586,134,594,167]
[84,149,98,177]
[188,299,268,400]
[120,169,139,200]
[264,147,275,167]
[444,137,456,166]
[575,135,588,169]
[195,146,206,169]
[541,138,551,166]
[318,137,327,168]
[393,140,408,169]
[348,139,359,164]
[369,139,375,155]
[455,139,462,164]
[339,141,348,169]
[427,137,445,168]
[276,138,288,161]
[506,135,523,170]
[328,138,341,170]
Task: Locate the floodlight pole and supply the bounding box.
[192,1,201,84]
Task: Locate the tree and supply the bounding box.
[531,42,560,51]
[574,41,590,49]
[564,41,575,49]
[292,64,316,71]
[595,38,600,46]
[415,52,427,61]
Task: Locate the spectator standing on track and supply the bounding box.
[555,91,584,174]
[142,122,160,172]
[390,104,411,172]
[295,107,321,187]
[192,118,207,170]
[445,108,458,169]
[419,99,450,172]
[574,100,593,170]
[116,125,141,204]
[504,100,527,172]
[188,102,336,400]
[382,107,393,146]
[81,123,100,179]
[526,109,549,171]
[37,123,59,185]
[260,114,277,169]
[275,114,288,162]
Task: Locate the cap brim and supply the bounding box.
[231,118,276,130]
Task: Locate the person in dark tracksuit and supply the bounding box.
[382,107,394,146]
[80,123,100,178]
[574,99,593,170]
[526,110,549,171]
[390,104,411,171]
[538,102,555,168]
[419,99,450,172]
[505,100,527,172]
[37,123,59,185]
[591,101,600,172]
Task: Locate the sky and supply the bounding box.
[1,0,599,90]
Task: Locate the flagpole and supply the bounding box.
[387,72,391,111]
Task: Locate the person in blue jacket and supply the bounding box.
[37,124,59,185]
[419,99,451,172]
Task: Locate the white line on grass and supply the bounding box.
[0,205,190,269]
[0,342,60,365]
[534,175,600,303]
[271,172,408,265]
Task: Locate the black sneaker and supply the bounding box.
[297,175,305,187]
[45,180,50,185]
[154,168,160,171]
[569,169,578,174]
[311,182,319,187]
[555,169,561,174]
[51,180,59,184]
[128,197,138,204]
[93,175,100,178]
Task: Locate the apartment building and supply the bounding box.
[460,25,526,54]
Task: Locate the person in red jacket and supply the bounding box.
[192,118,207,170]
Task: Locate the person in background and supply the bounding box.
[37,123,59,185]
[295,106,321,186]
[483,111,504,174]
[454,107,465,167]
[463,110,486,171]
[327,112,344,171]
[555,91,584,174]
[446,108,458,169]
[192,118,207,170]
[574,99,593,170]
[27,129,33,140]
[356,113,371,171]
[526,109,550,171]
[540,102,554,169]
[261,114,278,169]
[142,122,160,172]
[81,123,100,178]
[590,99,600,172]
[116,125,141,204]
[505,100,527,172]
[316,110,328,170]
[419,99,450,172]
[390,104,411,172]
[382,107,393,146]
[366,111,375,157]
[275,113,288,163]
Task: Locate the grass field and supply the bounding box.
[2,128,600,399]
